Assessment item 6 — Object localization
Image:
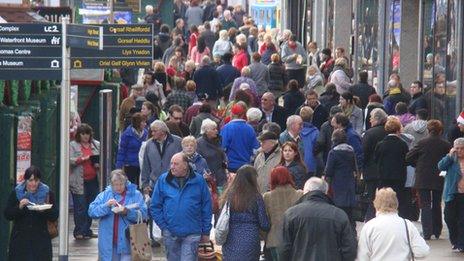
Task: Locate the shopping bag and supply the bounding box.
[129,211,152,261]
[214,202,230,246]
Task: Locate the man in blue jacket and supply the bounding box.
[299,106,320,177]
[151,152,212,261]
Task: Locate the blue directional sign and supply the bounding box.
[70,24,153,69]
[67,24,103,50]
[0,23,62,80]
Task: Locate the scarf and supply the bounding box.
[342,104,354,118]
[15,181,50,204]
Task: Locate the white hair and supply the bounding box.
[223,10,231,18]
[150,120,169,133]
[200,118,217,135]
[286,115,302,129]
[111,169,128,184]
[370,108,388,122]
[236,34,247,45]
[145,5,153,12]
[454,137,464,147]
[239,83,250,90]
[303,177,328,194]
[246,108,262,122]
[219,30,229,40]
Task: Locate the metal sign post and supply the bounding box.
[99,90,113,191]
[59,16,70,261]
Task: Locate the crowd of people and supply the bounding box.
[4,0,464,260]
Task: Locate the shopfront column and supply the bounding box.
[312,0,326,48]
[399,0,419,88]
[333,0,352,55]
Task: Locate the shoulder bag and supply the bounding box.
[214,201,230,246]
[404,218,415,261]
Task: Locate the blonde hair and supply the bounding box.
[181,135,197,147]
[335,57,347,68]
[154,61,165,72]
[219,30,229,40]
[186,80,196,91]
[384,116,402,134]
[373,187,399,213]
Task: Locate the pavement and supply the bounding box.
[53,213,464,260]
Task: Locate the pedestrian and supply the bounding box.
[364,94,385,130]
[69,123,100,240]
[299,106,320,176]
[260,92,288,131]
[357,188,430,260]
[325,129,357,228]
[438,137,464,251]
[116,113,148,186]
[383,79,411,115]
[295,90,329,130]
[362,108,388,221]
[314,106,342,165]
[197,119,228,191]
[331,113,364,170]
[4,166,59,261]
[213,30,233,57]
[319,82,340,112]
[141,120,182,196]
[119,84,144,132]
[280,141,308,189]
[88,170,148,261]
[406,120,451,240]
[181,135,210,175]
[408,80,427,114]
[395,102,415,127]
[319,48,335,83]
[185,0,204,28]
[221,102,259,172]
[282,79,305,117]
[163,77,193,112]
[281,177,357,260]
[246,107,263,134]
[305,64,324,96]
[348,71,376,110]
[267,53,287,95]
[189,103,217,137]
[263,166,303,260]
[403,109,429,148]
[220,165,270,260]
[190,36,211,65]
[338,91,363,135]
[165,105,191,137]
[329,58,351,95]
[254,131,282,193]
[279,115,304,153]
[249,52,270,96]
[374,116,409,218]
[281,34,308,88]
[151,152,212,260]
[193,56,223,100]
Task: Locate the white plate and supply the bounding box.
[112,206,125,213]
[27,204,53,211]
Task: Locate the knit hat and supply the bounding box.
[321,48,331,57]
[457,112,464,125]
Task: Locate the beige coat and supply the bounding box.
[254,146,281,194]
[263,185,303,247]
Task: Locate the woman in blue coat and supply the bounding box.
[88,170,148,261]
[220,165,270,261]
[324,129,357,229]
[116,112,148,186]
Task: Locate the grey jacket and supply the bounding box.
[281,42,308,70]
[249,61,270,95]
[254,146,282,194]
[69,140,100,195]
[141,134,182,189]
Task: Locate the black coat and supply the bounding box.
[374,135,409,183]
[319,92,340,112]
[315,121,333,163]
[197,135,228,186]
[281,191,357,261]
[448,124,464,143]
[283,90,305,118]
[349,82,376,109]
[408,92,427,114]
[4,190,58,261]
[260,105,288,131]
[295,103,329,130]
[362,123,387,180]
[406,136,451,190]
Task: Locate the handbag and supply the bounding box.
[404,219,415,261]
[205,174,220,214]
[48,220,59,239]
[198,241,218,261]
[128,211,152,261]
[214,201,230,246]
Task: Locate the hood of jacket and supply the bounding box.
[332,143,354,152]
[300,122,318,137]
[409,119,428,133]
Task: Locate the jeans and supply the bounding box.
[418,189,443,238]
[72,178,99,237]
[444,193,464,248]
[112,246,131,261]
[163,230,201,261]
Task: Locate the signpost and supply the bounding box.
[70,24,153,69]
[0,24,62,80]
[67,24,103,50]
